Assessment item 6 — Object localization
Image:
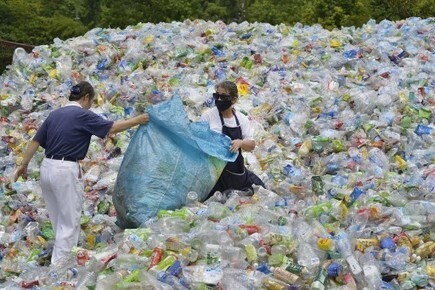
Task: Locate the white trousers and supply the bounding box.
[40,158,83,265]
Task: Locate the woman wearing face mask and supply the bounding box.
[201,80,265,198]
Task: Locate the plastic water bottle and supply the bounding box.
[185,191,199,207]
[20,88,35,110]
[360,252,383,290]
[335,232,363,278]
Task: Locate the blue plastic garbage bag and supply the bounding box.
[113,96,237,228]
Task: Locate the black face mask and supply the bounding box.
[215,99,232,112]
[213,92,233,112]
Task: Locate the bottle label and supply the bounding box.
[206,245,221,265]
[285,262,304,274]
[355,238,379,252]
[165,237,186,252]
[312,176,324,195]
[245,244,258,263]
[266,233,286,245]
[416,242,435,258]
[262,277,286,290]
[346,255,362,275]
[314,266,327,284]
[310,281,325,290]
[273,267,300,284]
[156,255,176,271]
[348,187,364,207]
[363,265,378,277]
[203,267,224,285]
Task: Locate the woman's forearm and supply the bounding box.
[241,139,255,152]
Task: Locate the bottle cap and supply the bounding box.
[380,237,396,251]
[327,262,343,277]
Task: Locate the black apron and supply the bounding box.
[207,110,265,199]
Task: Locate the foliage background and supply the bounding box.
[1,0,434,73]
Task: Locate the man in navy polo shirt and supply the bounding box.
[14,81,149,266]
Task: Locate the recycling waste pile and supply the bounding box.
[0,17,434,289]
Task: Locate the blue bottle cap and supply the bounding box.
[327,262,343,277]
[256,263,272,274]
[380,237,396,251]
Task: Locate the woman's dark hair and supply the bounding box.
[69,81,95,101]
[215,80,238,100]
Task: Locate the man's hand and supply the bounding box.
[136,113,149,125]
[109,113,150,134]
[14,164,28,181]
[14,140,39,181]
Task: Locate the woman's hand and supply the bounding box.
[230,139,244,153]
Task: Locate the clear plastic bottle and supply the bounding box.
[205,243,246,268]
[295,243,320,271]
[95,270,129,290]
[198,205,223,223]
[76,257,105,290]
[335,232,363,279]
[360,252,383,290]
[20,88,35,110]
[203,191,224,205]
[185,191,199,207]
[220,267,263,290]
[257,246,269,264]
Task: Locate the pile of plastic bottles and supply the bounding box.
[0,17,434,289]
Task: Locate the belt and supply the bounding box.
[46,155,79,162]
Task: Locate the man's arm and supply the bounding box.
[14,140,40,181]
[108,113,149,134]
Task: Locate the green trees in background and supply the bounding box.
[1,0,434,71]
[302,0,372,29]
[0,0,89,43]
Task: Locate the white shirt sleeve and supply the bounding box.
[237,111,254,140]
[200,108,254,140]
[200,107,223,134]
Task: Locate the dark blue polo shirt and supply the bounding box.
[33,104,114,160]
